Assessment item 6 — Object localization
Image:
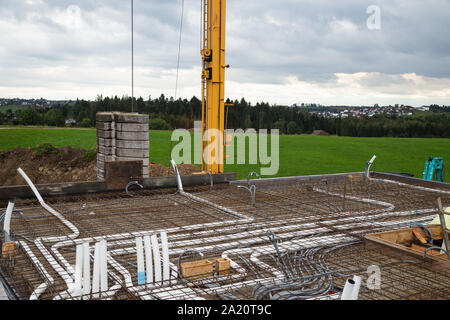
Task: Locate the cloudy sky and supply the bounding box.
[1,0,449,107]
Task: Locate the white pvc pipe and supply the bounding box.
[144,236,153,285]
[160,232,170,283]
[19,240,54,300]
[151,234,162,283]
[350,275,362,300]
[3,202,14,236]
[341,278,355,300]
[365,155,377,178]
[30,283,48,301]
[74,244,83,298]
[370,177,450,195]
[92,242,101,299]
[136,237,145,285]
[170,159,184,192]
[100,240,108,295]
[82,242,91,299]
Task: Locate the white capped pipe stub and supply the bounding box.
[92,242,101,298]
[135,237,145,285]
[369,155,377,164]
[151,234,162,283]
[341,278,355,300]
[350,275,362,300]
[160,232,170,282]
[74,244,83,298]
[143,236,153,285]
[82,242,91,298]
[100,240,108,295]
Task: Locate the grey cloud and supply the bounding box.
[0,0,449,104]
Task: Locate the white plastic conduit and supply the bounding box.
[160,232,170,283]
[144,236,153,286]
[313,187,395,213]
[100,240,108,294]
[92,242,101,298]
[3,202,14,237]
[151,234,162,283]
[136,237,145,285]
[73,244,83,298]
[369,177,450,195]
[82,242,91,299]
[341,278,355,300]
[19,241,54,300]
[350,275,362,300]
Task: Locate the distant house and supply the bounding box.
[65,118,77,126]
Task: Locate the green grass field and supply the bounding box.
[1,126,449,181]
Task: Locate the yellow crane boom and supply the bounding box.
[201,0,227,174]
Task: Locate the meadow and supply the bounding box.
[0,126,449,181]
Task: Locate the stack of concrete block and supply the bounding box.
[96,112,149,180]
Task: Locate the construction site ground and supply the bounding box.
[1,173,449,300]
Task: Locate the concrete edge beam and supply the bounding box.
[0,173,237,200]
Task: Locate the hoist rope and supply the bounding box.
[175,0,185,100]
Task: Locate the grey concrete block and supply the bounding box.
[116,148,149,158]
[96,112,115,122]
[114,113,149,124]
[116,140,149,149]
[143,166,149,177]
[116,123,148,132]
[97,154,116,162]
[98,146,116,155]
[116,157,149,166]
[97,129,115,139]
[116,131,149,141]
[96,122,115,131]
[98,138,116,147]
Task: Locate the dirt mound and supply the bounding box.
[0,144,97,186]
[149,163,201,177]
[0,144,203,186]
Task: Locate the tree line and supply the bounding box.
[1,94,449,138]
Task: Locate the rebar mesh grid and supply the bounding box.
[1,175,449,300]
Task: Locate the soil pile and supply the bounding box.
[0,144,97,186]
[0,144,202,186]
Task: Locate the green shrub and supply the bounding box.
[287,121,302,135]
[80,118,92,128]
[149,118,171,130]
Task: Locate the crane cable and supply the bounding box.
[174,0,185,100]
[131,0,134,112]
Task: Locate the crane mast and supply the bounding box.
[201,0,227,174]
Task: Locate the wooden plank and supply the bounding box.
[412,229,427,244]
[2,242,16,259]
[215,258,231,275]
[180,259,214,280]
